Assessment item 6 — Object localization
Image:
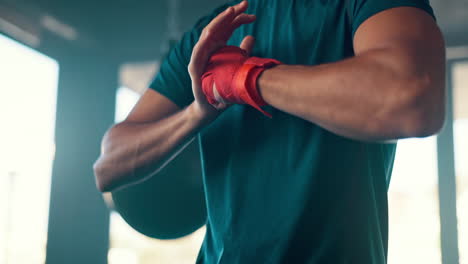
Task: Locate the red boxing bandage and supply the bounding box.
[201,46,281,117]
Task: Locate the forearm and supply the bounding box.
[93,102,212,192]
[258,48,445,141]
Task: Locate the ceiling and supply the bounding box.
[0,0,467,62]
[430,0,468,46]
[0,0,229,61]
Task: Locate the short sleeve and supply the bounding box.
[149,2,236,108]
[348,0,436,39]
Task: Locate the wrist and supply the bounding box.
[231,57,282,118]
[257,64,283,104]
[200,46,280,118]
[186,101,219,127]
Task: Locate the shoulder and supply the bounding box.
[347,0,435,38]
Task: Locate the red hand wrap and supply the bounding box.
[201,46,281,117]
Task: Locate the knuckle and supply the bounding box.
[202,28,212,38]
[188,62,195,72]
[188,66,195,76]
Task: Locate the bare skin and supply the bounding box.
[93,2,255,192]
[93,1,445,192]
[257,7,445,141]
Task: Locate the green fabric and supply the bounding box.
[149,0,435,263]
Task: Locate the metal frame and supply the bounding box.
[43,33,117,264]
[437,57,468,264]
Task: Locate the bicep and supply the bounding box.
[124,89,181,123]
[352,6,446,133]
[353,6,445,93]
[353,6,445,68]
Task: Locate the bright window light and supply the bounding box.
[0,34,59,264]
[453,62,468,264]
[388,136,441,264]
[115,87,140,123]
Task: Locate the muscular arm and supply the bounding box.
[93,90,213,192]
[258,7,446,141]
[93,1,254,192]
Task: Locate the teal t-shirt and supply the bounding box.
[150,0,435,263]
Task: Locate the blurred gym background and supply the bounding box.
[0,0,466,263]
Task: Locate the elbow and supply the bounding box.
[93,160,113,193]
[399,77,445,138]
[93,126,121,192]
[403,108,445,138]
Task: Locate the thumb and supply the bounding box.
[240,35,255,56]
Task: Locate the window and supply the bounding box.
[388,136,441,264]
[453,61,468,264]
[0,34,59,264]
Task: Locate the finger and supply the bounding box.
[232,13,256,29]
[204,6,236,37]
[209,1,249,33]
[211,13,255,46]
[231,1,249,17]
[189,2,251,76]
[240,35,255,55]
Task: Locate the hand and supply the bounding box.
[188,1,256,119]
